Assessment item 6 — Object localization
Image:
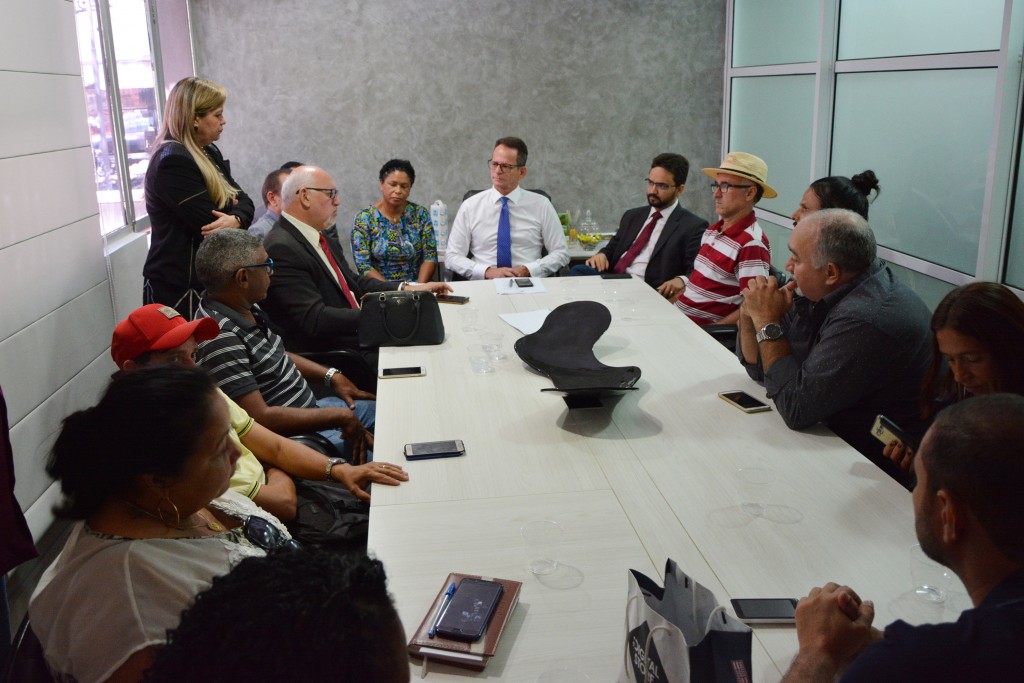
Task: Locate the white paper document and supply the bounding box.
[499,309,550,335]
[495,277,547,295]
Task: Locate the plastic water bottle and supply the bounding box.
[431,200,448,251]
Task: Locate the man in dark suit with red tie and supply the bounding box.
[571,153,708,300]
[261,165,450,353]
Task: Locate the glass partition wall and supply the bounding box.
[724,0,1024,306]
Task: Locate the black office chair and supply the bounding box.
[462,188,552,202]
[295,350,376,396]
[1,617,54,683]
[289,432,338,458]
[701,265,789,353]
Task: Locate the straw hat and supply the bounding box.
[701,152,777,199]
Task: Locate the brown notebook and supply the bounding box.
[407,572,522,671]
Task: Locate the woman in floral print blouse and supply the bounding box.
[350,159,437,283]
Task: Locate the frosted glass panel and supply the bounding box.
[733,0,817,67]
[757,218,795,271]
[831,70,995,275]
[729,75,815,221]
[838,0,1003,59]
[1005,163,1024,288]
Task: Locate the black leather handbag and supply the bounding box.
[358,291,445,347]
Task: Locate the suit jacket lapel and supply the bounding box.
[278,217,346,297]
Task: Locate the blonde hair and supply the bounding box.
[153,77,237,209]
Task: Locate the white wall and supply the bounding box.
[0,0,117,541]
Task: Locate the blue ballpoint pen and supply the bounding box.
[428,583,457,638]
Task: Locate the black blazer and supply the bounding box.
[262,216,399,352]
[600,205,708,288]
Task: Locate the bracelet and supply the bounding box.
[324,367,340,387]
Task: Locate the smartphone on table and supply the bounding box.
[435,578,504,641]
[718,390,772,414]
[730,598,798,625]
[379,366,425,379]
[403,439,466,460]
[513,278,534,287]
[436,294,470,305]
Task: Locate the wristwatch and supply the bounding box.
[755,322,785,343]
[324,457,346,482]
[323,367,340,387]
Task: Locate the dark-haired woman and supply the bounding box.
[791,170,880,225]
[143,77,254,319]
[29,366,291,683]
[350,158,437,283]
[886,282,1024,473]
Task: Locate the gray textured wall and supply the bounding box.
[190,0,725,247]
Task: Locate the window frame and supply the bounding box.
[722,0,1024,294]
[82,0,192,244]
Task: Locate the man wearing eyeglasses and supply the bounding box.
[445,136,569,280]
[673,151,773,325]
[260,166,450,354]
[571,153,708,299]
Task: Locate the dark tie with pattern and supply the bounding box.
[497,196,512,268]
[612,210,662,274]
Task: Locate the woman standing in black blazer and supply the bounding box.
[143,77,253,319]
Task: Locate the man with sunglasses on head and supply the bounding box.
[260,165,450,354]
[445,136,569,280]
[571,153,707,300]
[673,151,773,325]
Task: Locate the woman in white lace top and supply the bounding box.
[29,365,292,683]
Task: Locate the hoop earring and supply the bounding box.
[156,493,182,529]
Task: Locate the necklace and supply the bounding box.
[376,203,403,224]
[123,500,226,532]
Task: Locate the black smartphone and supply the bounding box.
[600,273,632,280]
[379,366,425,379]
[718,390,772,413]
[730,598,798,625]
[435,578,504,641]
[513,278,534,287]
[436,294,470,305]
[403,439,466,460]
[870,414,918,450]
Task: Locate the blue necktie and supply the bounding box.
[497,196,512,268]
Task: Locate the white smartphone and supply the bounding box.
[730,598,797,624]
[379,366,425,379]
[718,390,772,414]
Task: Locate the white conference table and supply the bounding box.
[368,276,964,682]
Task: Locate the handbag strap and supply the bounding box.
[642,624,674,683]
[376,292,422,342]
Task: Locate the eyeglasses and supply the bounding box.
[488,160,522,173]
[301,187,339,200]
[238,257,274,275]
[709,182,754,194]
[244,515,301,552]
[646,178,677,192]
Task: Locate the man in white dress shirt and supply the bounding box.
[445,136,569,280]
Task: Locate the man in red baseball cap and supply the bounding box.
[110,304,407,523]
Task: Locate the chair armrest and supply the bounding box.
[295,350,375,397]
[703,324,738,352]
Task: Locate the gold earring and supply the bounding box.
[156,492,182,529]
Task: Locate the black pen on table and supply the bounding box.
[428,582,457,638]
